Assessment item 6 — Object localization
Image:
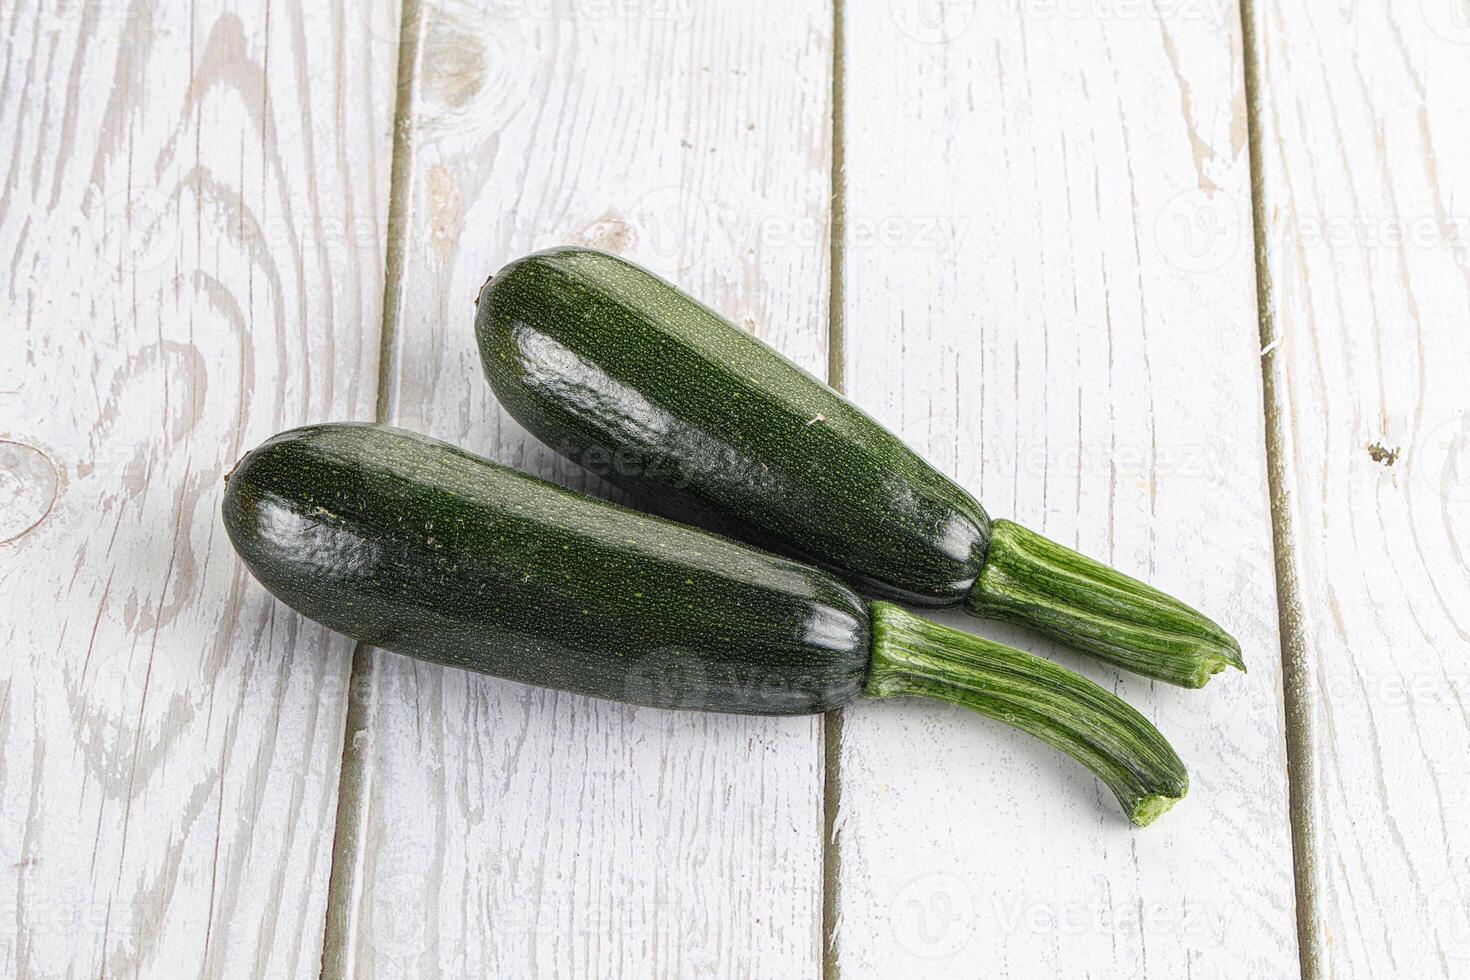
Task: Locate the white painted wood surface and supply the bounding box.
[6,0,1469,976]
[320,2,834,977]
[0,2,397,978]
[831,4,1300,977]
[1248,1,1470,975]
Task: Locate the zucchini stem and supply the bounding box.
[863,601,1188,827]
[968,519,1245,688]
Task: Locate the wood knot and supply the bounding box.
[1366,441,1399,467]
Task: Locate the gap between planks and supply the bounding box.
[320,1,426,977]
[821,3,847,978]
[1239,0,1315,977]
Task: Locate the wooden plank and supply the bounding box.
[830,4,1300,976]
[1247,2,1470,975]
[321,2,834,976]
[0,2,398,978]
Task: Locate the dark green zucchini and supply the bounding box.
[474,247,1243,688]
[223,423,1186,824]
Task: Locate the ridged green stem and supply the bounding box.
[863,601,1188,826]
[968,520,1245,688]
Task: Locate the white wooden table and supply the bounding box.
[3,1,1467,977]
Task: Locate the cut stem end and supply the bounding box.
[1131,792,1185,828]
[969,519,1245,689]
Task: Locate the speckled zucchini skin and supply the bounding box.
[475,247,992,607]
[222,423,870,714]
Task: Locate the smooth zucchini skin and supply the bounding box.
[475,247,992,607]
[222,424,870,714]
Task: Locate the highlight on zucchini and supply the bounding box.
[222,423,1187,825]
[474,247,1243,688]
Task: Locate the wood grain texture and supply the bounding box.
[830,3,1300,976]
[321,2,834,976]
[0,2,398,977]
[1247,1,1470,975]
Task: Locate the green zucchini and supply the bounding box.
[223,423,1187,824]
[474,247,1243,688]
